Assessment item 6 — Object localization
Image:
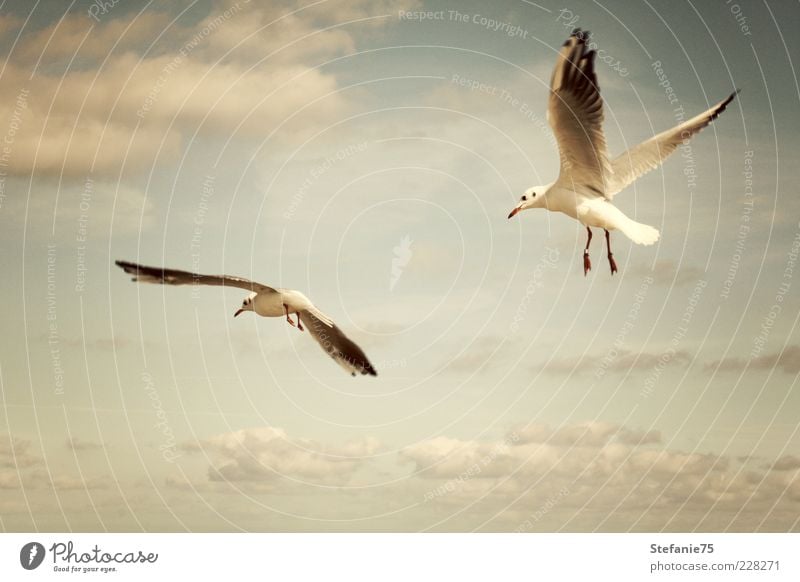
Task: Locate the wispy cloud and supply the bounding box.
[543,348,693,375]
[707,345,800,375]
[180,427,381,488]
[66,437,104,452]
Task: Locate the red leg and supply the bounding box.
[605,229,618,275]
[583,226,592,276]
[297,315,304,332]
[283,304,297,327]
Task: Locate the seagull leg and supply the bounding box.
[583,227,593,276]
[604,229,618,275]
[283,304,297,328]
[297,315,304,332]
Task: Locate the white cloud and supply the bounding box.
[182,426,381,487]
[399,422,800,531]
[14,12,171,63]
[0,0,417,180]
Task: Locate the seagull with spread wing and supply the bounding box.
[115,260,377,377]
[508,29,738,275]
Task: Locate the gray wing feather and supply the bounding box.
[548,29,611,195]
[298,310,377,377]
[607,90,739,198]
[115,260,275,293]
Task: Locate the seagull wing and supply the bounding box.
[548,29,611,197]
[115,260,276,293]
[298,309,377,377]
[607,90,739,198]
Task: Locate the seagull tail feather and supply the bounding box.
[619,219,660,246]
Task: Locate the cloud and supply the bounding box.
[708,345,800,375]
[770,455,800,471]
[617,427,662,446]
[0,435,41,469]
[515,421,620,448]
[0,0,416,180]
[14,12,172,64]
[0,56,337,179]
[0,13,22,38]
[399,421,800,531]
[0,434,108,492]
[547,343,799,379]
[516,422,661,447]
[544,348,693,375]
[189,1,355,65]
[66,437,104,452]
[0,468,110,491]
[401,422,662,480]
[181,427,381,488]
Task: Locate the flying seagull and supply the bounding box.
[508,29,738,275]
[115,260,377,377]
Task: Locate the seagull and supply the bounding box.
[115,260,377,377]
[508,29,739,275]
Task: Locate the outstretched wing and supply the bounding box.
[548,29,611,196]
[115,260,276,294]
[607,90,739,198]
[298,309,377,377]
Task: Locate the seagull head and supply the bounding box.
[234,293,257,317]
[508,186,544,218]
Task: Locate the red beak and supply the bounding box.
[508,206,521,219]
[234,308,244,318]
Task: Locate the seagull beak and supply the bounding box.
[234,308,244,318]
[508,205,522,219]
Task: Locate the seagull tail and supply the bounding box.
[619,219,660,246]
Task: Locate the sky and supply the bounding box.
[0,0,798,532]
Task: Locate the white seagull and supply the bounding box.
[508,29,738,275]
[115,260,377,377]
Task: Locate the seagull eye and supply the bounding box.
[532,192,536,197]
[521,195,527,201]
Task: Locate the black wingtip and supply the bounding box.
[571,28,589,41]
[115,260,146,283]
[565,28,586,45]
[717,89,740,113]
